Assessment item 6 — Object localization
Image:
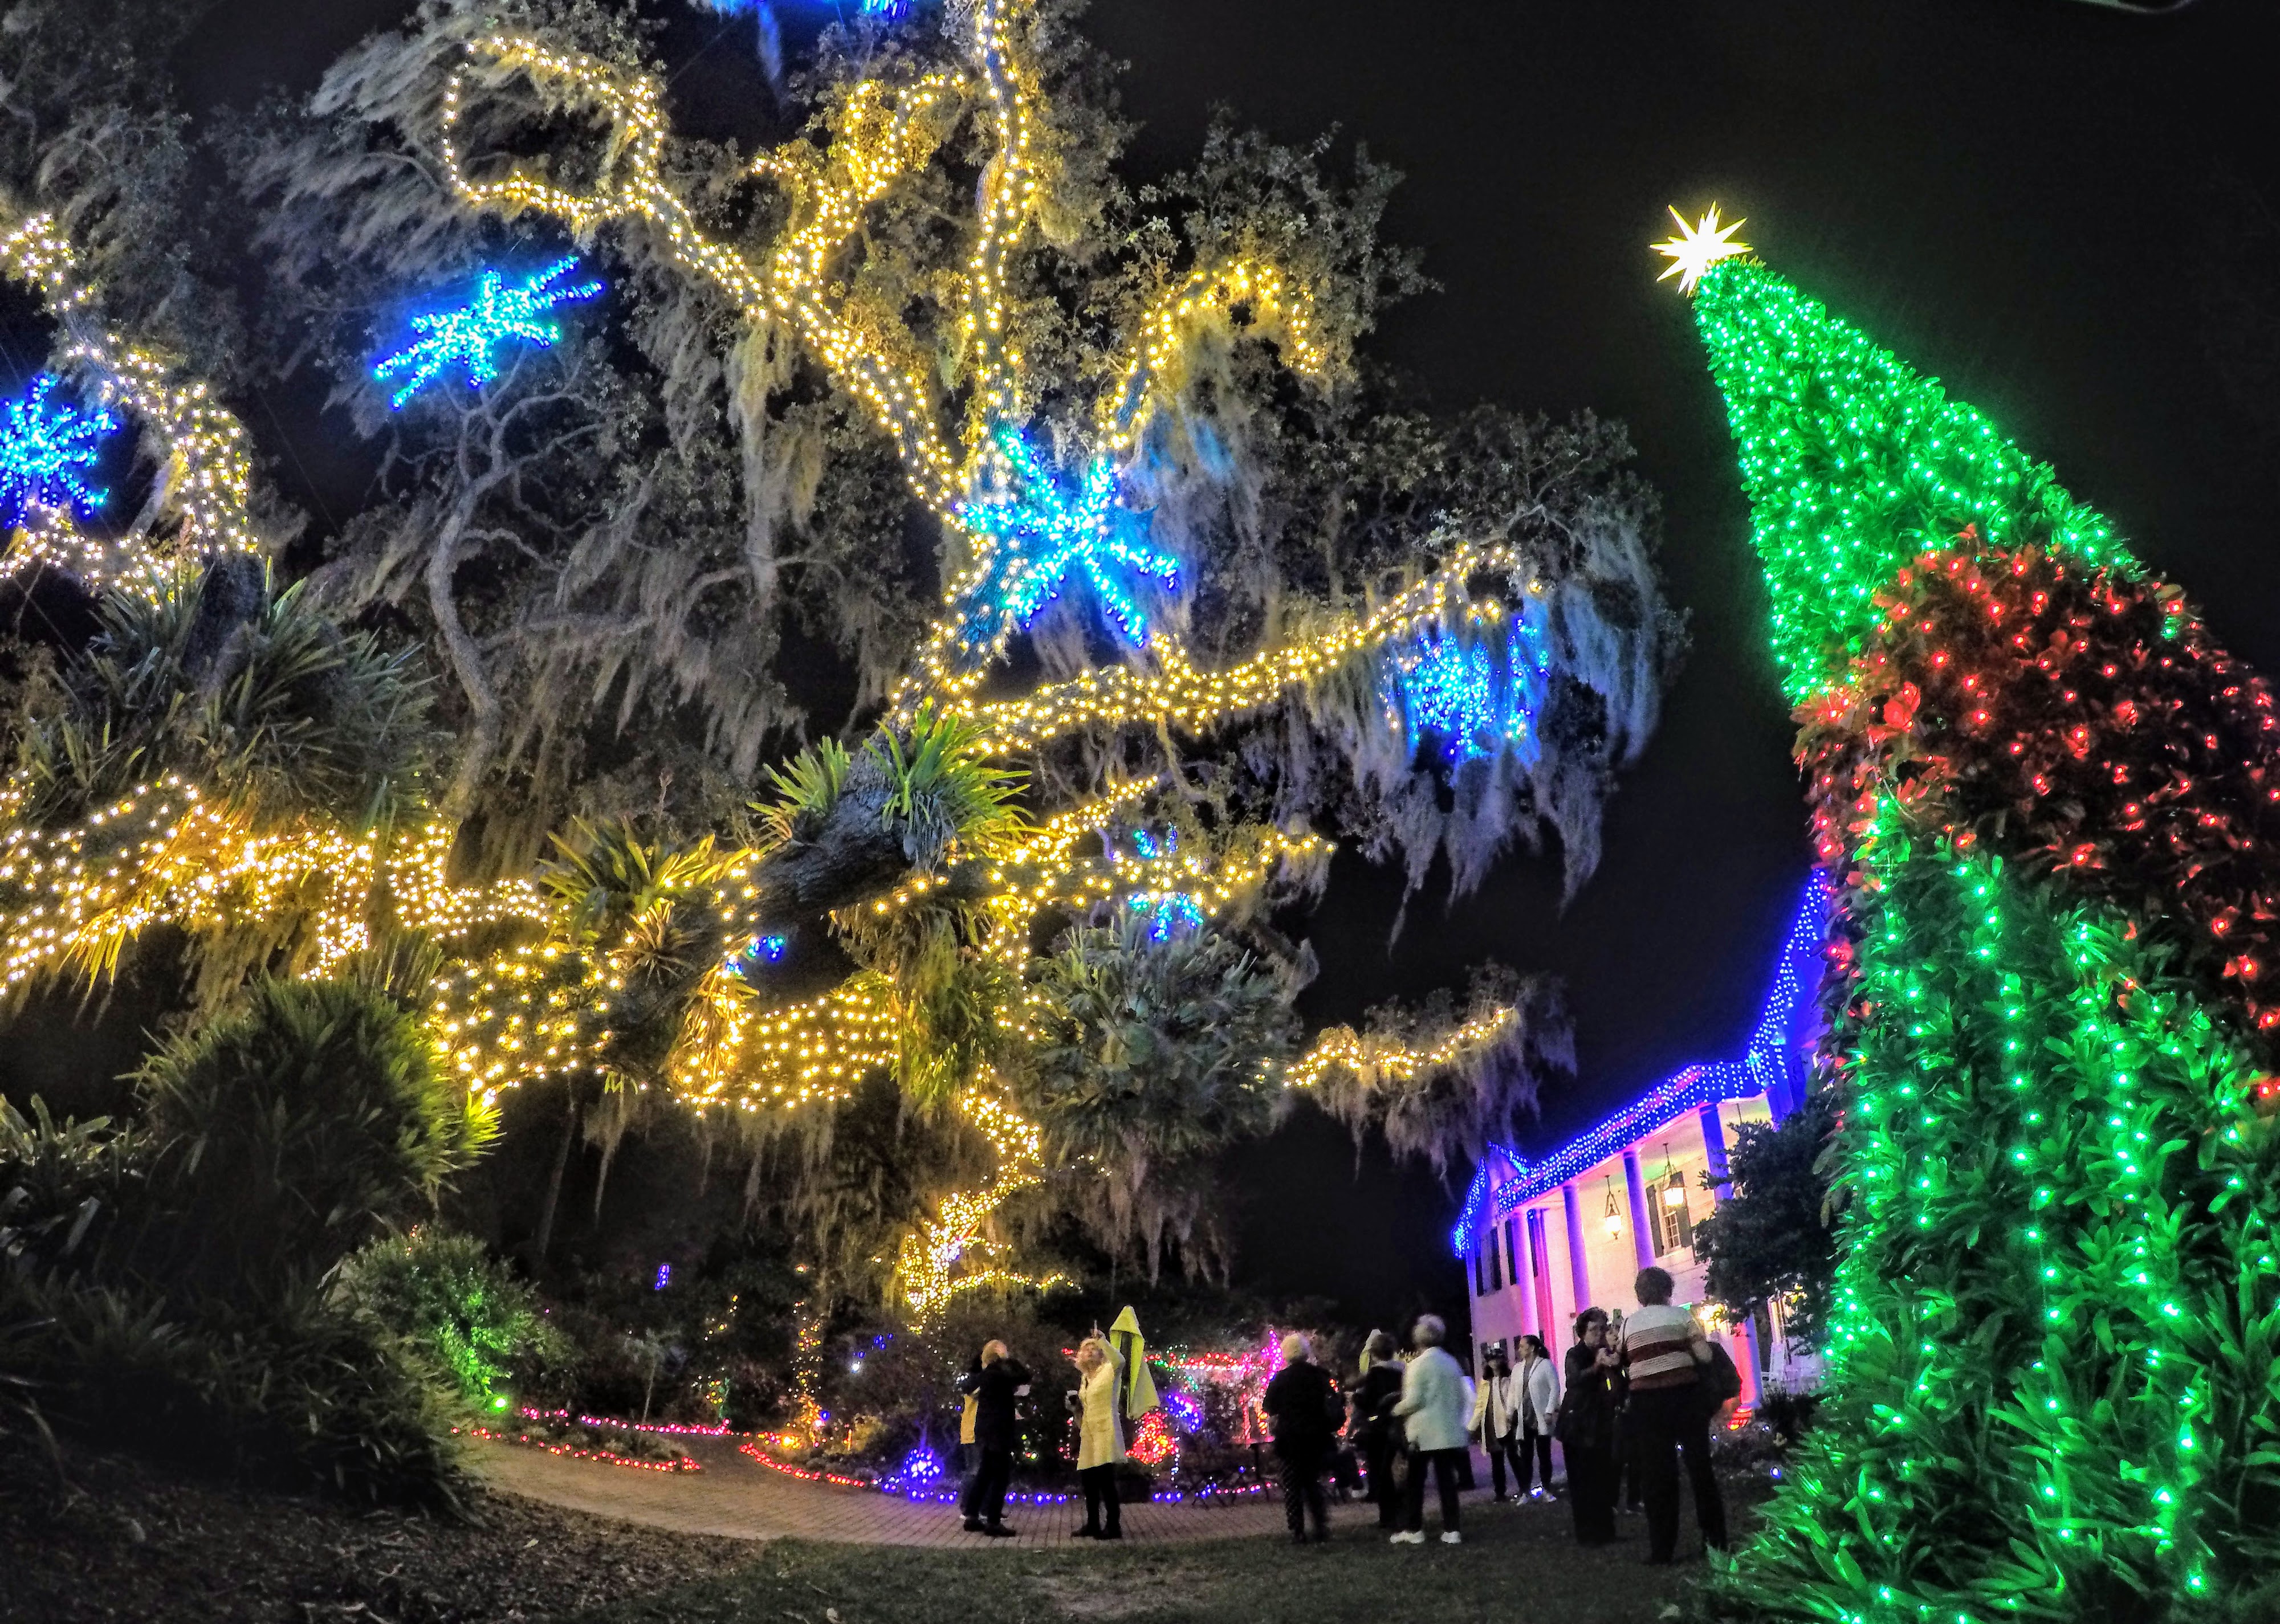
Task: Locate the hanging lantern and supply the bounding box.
[1602,1174,1623,1238]
[1661,1142,1688,1209]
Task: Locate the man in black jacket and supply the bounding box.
[956,1339,1031,1536]
[1261,1332,1340,1544]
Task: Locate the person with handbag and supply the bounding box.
[1617,1267,1731,1564]
[1468,1348,1524,1501]
[1512,1333,1561,1500]
[1389,1315,1471,1546]
[1349,1330,1406,1529]
[1555,1308,1622,1546]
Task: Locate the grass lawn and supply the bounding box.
[567,1497,1722,1624]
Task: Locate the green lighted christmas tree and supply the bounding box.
[1659,208,2280,1621]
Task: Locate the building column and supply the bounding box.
[1561,1182,1590,1320]
[1700,1104,1731,1187]
[1622,1149,1655,1274]
[1740,1313,1765,1407]
[1526,1209,1557,1348]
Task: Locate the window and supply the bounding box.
[1666,1170,1695,1252]
[1474,1245,1487,1297]
[1487,1225,1504,1291]
[1649,1167,1695,1257]
[1505,1218,1521,1291]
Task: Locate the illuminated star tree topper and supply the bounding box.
[373,255,604,410]
[1652,203,1750,295]
[0,373,120,520]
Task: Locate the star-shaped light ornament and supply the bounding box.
[0,374,119,521]
[955,425,1180,654]
[374,256,604,410]
[1652,204,1751,296]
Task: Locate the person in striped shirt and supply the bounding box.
[1618,1267,1729,1565]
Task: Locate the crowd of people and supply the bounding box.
[947,1266,1736,1561]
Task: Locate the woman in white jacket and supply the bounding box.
[1512,1333,1562,1499]
[1468,1348,1525,1502]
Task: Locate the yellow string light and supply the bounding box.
[894,1088,1065,1323]
[0,778,542,1005]
[1281,1003,1522,1093]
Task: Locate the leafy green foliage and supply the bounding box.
[0,1078,475,1507]
[340,1227,564,1413]
[755,738,854,855]
[869,707,1030,870]
[12,560,435,833]
[132,978,495,1314]
[1015,915,1296,1272]
[1695,1088,1837,1352]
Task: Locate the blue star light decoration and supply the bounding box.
[0,374,119,521]
[957,425,1180,651]
[374,256,604,411]
[1382,611,1549,765]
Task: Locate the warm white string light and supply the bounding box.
[0,211,261,590]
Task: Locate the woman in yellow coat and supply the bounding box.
[1070,1335,1126,1539]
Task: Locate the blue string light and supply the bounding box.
[374,256,604,410]
[0,374,119,520]
[723,933,790,978]
[1382,611,1548,765]
[1448,875,1831,1255]
[883,1445,942,1492]
[1133,892,1206,942]
[956,424,1179,650]
[694,0,907,18]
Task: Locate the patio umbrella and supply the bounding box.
[1108,1306,1159,1421]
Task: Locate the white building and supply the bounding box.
[1453,882,1828,1405]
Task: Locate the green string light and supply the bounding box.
[1671,227,2280,1621]
[1689,258,2135,701]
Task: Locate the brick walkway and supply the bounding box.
[473,1436,1497,1549]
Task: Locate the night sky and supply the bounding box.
[180,0,2279,1327]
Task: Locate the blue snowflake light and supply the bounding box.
[374,256,604,410]
[1382,611,1549,765]
[957,425,1180,650]
[0,374,119,520]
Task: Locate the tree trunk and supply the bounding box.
[533,1087,581,1266]
[427,495,502,822]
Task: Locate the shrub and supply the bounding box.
[340,1227,565,1413]
[132,978,495,1312]
[0,982,499,1507]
